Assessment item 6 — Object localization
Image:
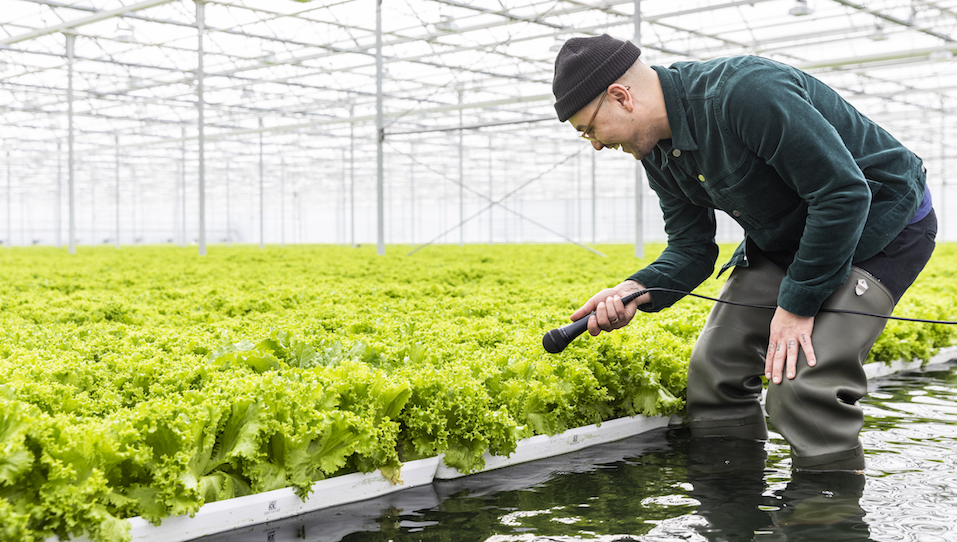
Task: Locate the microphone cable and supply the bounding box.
[543,286,957,354]
[637,287,957,325]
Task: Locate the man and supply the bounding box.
[552,34,936,472]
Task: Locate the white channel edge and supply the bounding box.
[434,413,673,480]
[51,456,440,542]
[52,344,957,542]
[863,344,957,379]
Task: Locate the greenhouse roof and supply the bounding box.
[5,0,957,152]
[3,0,957,249]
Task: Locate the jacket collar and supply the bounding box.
[652,65,699,168]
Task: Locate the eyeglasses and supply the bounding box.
[580,86,629,143]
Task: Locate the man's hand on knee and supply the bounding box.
[766,307,817,384]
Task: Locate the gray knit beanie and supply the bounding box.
[552,34,641,122]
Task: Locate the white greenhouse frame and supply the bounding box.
[3,0,957,256]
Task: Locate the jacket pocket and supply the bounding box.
[711,163,801,228]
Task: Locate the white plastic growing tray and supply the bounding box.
[51,412,673,542]
[434,412,673,480]
[51,456,440,542]
[863,344,957,379]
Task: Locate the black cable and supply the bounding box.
[637,287,957,325]
[543,286,957,354]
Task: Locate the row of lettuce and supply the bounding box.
[1,244,954,542]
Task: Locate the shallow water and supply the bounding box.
[201,362,957,542]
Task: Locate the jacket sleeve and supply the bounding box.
[720,64,872,317]
[628,163,719,312]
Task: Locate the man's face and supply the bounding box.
[567,84,655,161]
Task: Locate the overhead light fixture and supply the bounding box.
[435,15,457,32]
[260,52,278,65]
[242,88,255,99]
[869,22,888,41]
[128,75,144,88]
[116,21,136,43]
[0,61,9,72]
[788,0,813,16]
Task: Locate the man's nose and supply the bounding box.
[591,140,604,151]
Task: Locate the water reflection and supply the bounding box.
[198,362,956,542]
[688,436,871,541]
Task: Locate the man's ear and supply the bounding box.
[608,84,634,113]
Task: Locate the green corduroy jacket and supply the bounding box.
[629,55,926,317]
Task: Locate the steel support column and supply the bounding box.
[259,117,264,250]
[281,156,286,248]
[181,127,187,248]
[115,134,120,248]
[196,0,207,256]
[488,137,493,245]
[66,32,76,254]
[589,152,598,245]
[375,0,385,255]
[5,150,9,249]
[633,0,644,258]
[410,146,415,246]
[350,105,356,248]
[226,162,231,247]
[56,142,62,248]
[940,95,947,240]
[458,89,464,247]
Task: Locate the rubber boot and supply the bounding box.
[686,252,783,441]
[765,267,895,473]
[688,436,770,539]
[764,471,868,540]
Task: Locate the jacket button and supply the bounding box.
[672,149,681,157]
[732,210,741,217]
[697,174,705,182]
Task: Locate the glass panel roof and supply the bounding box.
[2,0,956,246]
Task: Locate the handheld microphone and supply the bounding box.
[543,285,957,354]
[542,290,644,354]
